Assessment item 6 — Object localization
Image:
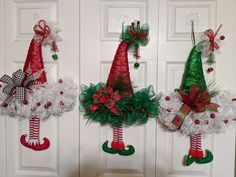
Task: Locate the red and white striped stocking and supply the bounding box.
[111,126,119,149]
[20,116,50,151]
[195,133,204,158]
[111,126,125,150]
[117,126,125,150]
[29,117,40,145]
[189,134,197,157]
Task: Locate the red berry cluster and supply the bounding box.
[44,102,52,109]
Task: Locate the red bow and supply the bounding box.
[33,20,50,39]
[89,87,121,115]
[129,27,147,41]
[172,85,220,128]
[204,25,222,51]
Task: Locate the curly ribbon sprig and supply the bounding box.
[0,69,41,105]
[89,87,121,115]
[33,20,50,39]
[204,25,222,51]
[120,21,149,59]
[172,85,220,128]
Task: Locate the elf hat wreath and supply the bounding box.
[0,20,77,151]
[158,24,236,166]
[79,21,161,156]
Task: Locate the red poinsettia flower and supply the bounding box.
[89,86,121,115]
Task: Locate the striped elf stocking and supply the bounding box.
[102,125,135,155]
[195,133,204,158]
[186,133,213,166]
[111,126,119,149]
[111,126,125,150]
[20,116,50,151]
[117,126,125,150]
[189,133,204,158]
[189,134,197,157]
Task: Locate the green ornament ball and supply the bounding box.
[134,62,140,69]
[52,54,58,60]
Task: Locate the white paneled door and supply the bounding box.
[0,0,80,177]
[1,0,236,177]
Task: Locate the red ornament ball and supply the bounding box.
[44,105,49,109]
[195,119,200,125]
[165,96,170,101]
[232,98,236,102]
[220,35,225,40]
[207,67,214,73]
[2,103,8,108]
[224,119,228,124]
[23,100,28,105]
[141,108,145,112]
[47,102,52,107]
[58,79,63,83]
[60,91,64,95]
[204,120,209,125]
[210,113,215,119]
[36,102,41,106]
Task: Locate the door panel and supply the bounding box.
[157,0,236,177]
[80,0,158,177]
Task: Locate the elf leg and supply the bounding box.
[111,126,119,149]
[20,118,35,149]
[117,126,135,156]
[195,133,213,164]
[117,126,125,150]
[20,117,50,151]
[185,134,197,166]
[189,134,197,157]
[102,126,119,154]
[195,133,204,158]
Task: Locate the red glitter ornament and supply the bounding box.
[232,98,236,102]
[58,79,63,83]
[23,100,28,105]
[165,96,170,101]
[60,91,64,95]
[36,102,41,106]
[220,35,225,40]
[2,103,8,108]
[224,119,228,124]
[210,113,215,118]
[47,102,52,106]
[207,67,214,73]
[195,119,200,125]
